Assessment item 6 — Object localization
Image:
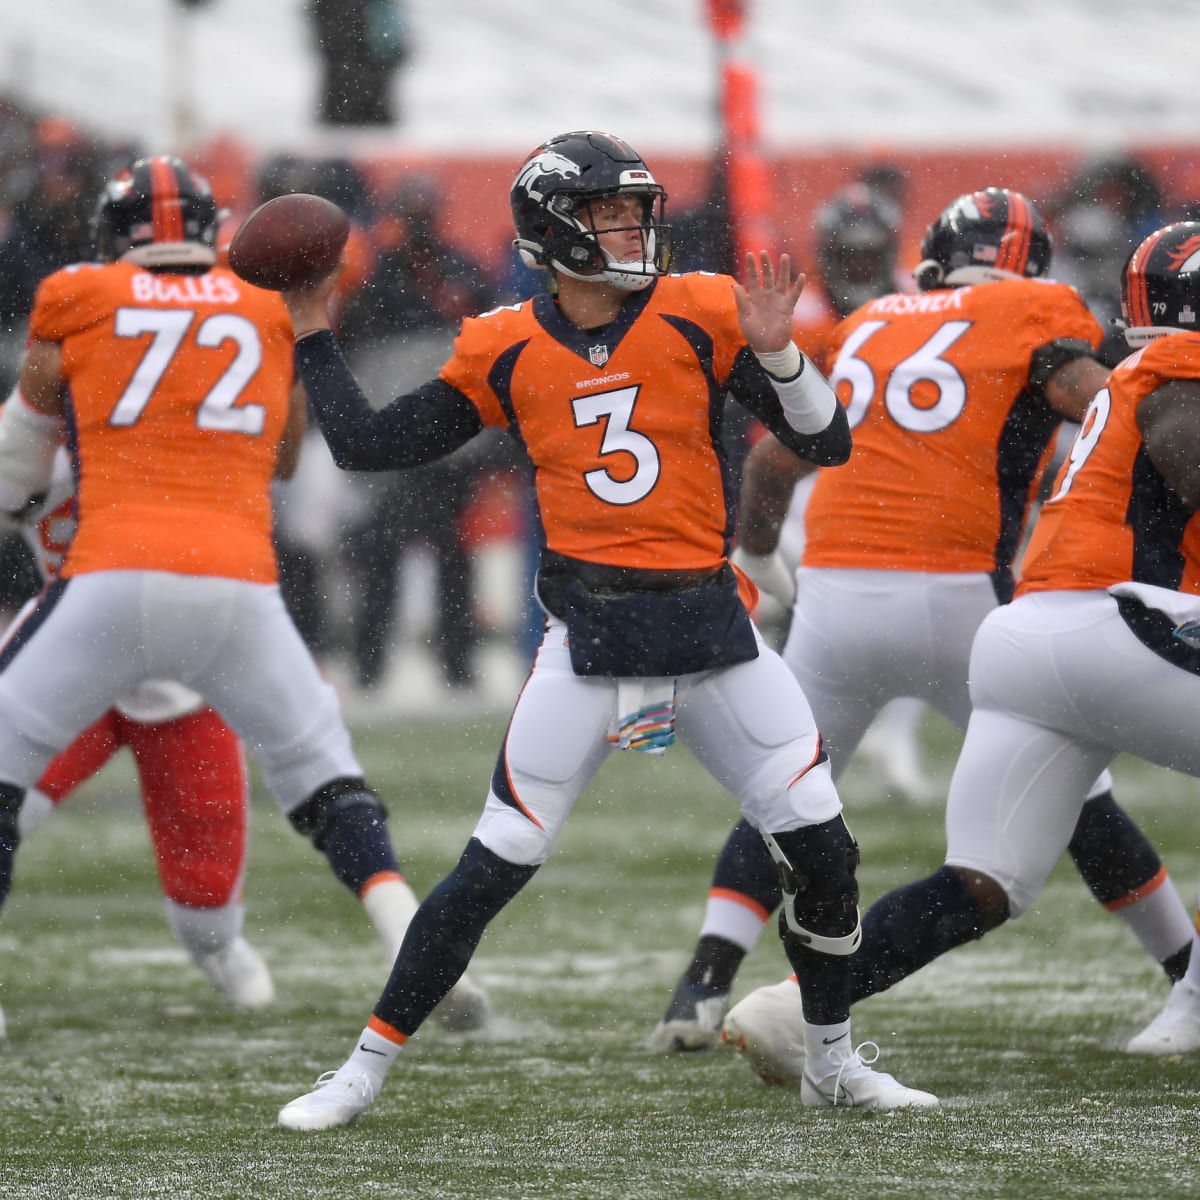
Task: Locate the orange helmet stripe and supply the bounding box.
[149,157,184,243]
[1126,225,1172,327]
[996,191,1033,275]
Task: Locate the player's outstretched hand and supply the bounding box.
[733,251,806,354]
[280,255,347,341]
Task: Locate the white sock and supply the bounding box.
[697,892,769,953]
[1111,875,1195,964]
[361,877,421,958]
[804,1019,852,1076]
[165,898,242,962]
[16,788,54,839]
[1183,931,1200,991]
[346,1025,403,1082]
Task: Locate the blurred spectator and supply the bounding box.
[0,117,103,620]
[667,157,736,275]
[0,119,103,336]
[856,159,908,216]
[1052,152,1166,366]
[336,176,502,692]
[256,156,376,663]
[308,0,411,127]
[340,175,493,347]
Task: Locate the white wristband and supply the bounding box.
[756,344,837,435]
[755,343,803,380]
[730,546,797,609]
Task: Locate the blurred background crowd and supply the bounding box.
[2,0,1200,719]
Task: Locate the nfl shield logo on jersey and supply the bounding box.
[589,344,609,367]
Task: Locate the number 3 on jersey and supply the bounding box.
[110,307,265,434]
[831,319,972,432]
[572,385,661,505]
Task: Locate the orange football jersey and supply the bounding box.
[440,273,749,576]
[1018,331,1200,596]
[802,278,1102,579]
[29,262,294,582]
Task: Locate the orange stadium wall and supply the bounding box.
[193,139,1200,281]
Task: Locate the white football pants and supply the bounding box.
[472,615,843,865]
[782,567,1115,799]
[946,589,1200,916]
[0,570,362,814]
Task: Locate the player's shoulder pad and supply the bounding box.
[1134,330,1200,377]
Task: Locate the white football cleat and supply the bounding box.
[196,937,275,1009]
[721,978,805,1085]
[433,972,491,1032]
[801,1042,939,1110]
[647,977,730,1053]
[278,1066,380,1131]
[1126,978,1200,1056]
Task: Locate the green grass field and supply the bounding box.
[3,712,1199,1199]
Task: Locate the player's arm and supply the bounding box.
[274,380,310,481]
[283,266,483,471]
[730,434,814,608]
[731,251,851,465]
[1136,380,1200,509]
[737,436,815,555]
[0,338,68,518]
[293,332,482,470]
[1031,339,1110,422]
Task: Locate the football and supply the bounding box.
[227,193,350,291]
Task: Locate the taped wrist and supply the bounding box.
[1028,339,1097,399]
[730,546,796,608]
[0,387,64,516]
[755,344,837,434]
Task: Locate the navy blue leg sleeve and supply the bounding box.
[289,778,400,894]
[850,865,997,1003]
[0,782,21,907]
[676,819,783,992]
[375,838,536,1035]
[712,818,783,912]
[1068,791,1163,905]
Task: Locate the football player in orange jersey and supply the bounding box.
[276,130,939,1130]
[654,189,1195,1064]
[0,156,488,1039]
[713,218,1200,1088]
[4,446,274,1019]
[775,184,936,808]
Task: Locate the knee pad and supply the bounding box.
[761,817,861,956]
[287,777,386,851]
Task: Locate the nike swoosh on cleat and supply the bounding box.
[358,1043,386,1055]
[821,1033,849,1045]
